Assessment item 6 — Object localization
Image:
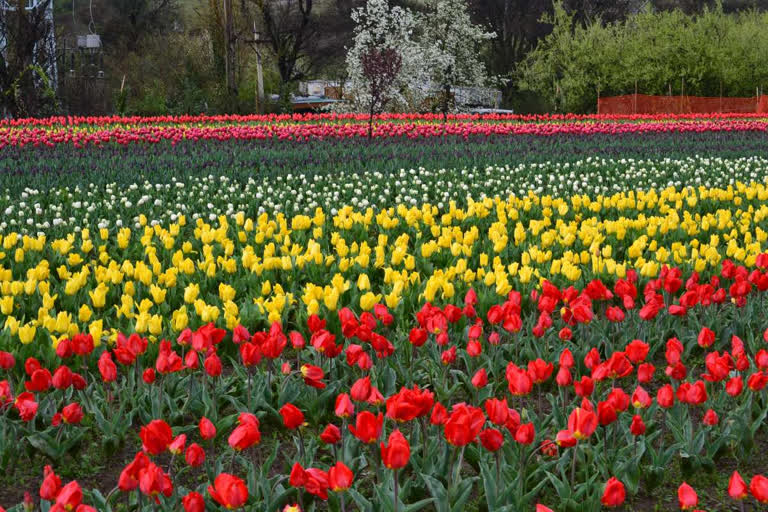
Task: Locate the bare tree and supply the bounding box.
[102,0,179,53]
[250,0,315,103]
[360,47,401,138]
[0,0,58,117]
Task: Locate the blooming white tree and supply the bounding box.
[344,0,426,112]
[417,0,496,116]
[344,0,496,114]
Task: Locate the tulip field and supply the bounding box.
[2,113,768,511]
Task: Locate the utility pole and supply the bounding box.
[223,0,236,97]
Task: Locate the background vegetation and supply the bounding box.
[4,0,768,115]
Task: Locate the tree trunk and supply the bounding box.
[224,0,237,98]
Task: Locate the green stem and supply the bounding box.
[570,444,578,486]
[393,469,399,512]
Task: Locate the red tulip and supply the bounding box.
[52,366,73,389]
[728,471,747,500]
[185,443,205,467]
[597,401,617,426]
[632,386,652,409]
[556,366,572,387]
[678,482,698,509]
[606,306,625,322]
[556,429,577,448]
[471,368,488,388]
[55,481,83,510]
[484,398,509,426]
[348,411,383,444]
[637,363,655,383]
[567,407,597,440]
[71,334,94,356]
[630,415,646,436]
[444,404,485,446]
[208,473,248,509]
[280,403,305,430]
[657,384,675,408]
[381,430,411,469]
[751,475,768,503]
[350,377,372,402]
[697,327,715,348]
[25,368,52,392]
[0,380,12,405]
[527,358,554,384]
[204,351,222,377]
[142,368,156,384]
[138,462,173,497]
[479,428,504,452]
[607,388,630,412]
[182,491,206,512]
[441,346,457,365]
[430,402,448,425]
[290,463,307,487]
[536,505,554,512]
[199,416,217,440]
[139,419,173,455]
[304,468,330,500]
[169,434,186,455]
[118,452,149,491]
[300,364,325,388]
[15,392,38,422]
[507,364,533,396]
[514,422,535,445]
[320,424,341,444]
[0,350,14,369]
[702,409,718,426]
[601,477,626,507]
[61,403,84,425]
[385,386,435,422]
[625,339,649,363]
[228,420,261,451]
[573,376,594,397]
[335,393,355,418]
[409,328,428,347]
[40,465,62,500]
[97,352,117,382]
[329,461,354,491]
[747,372,768,391]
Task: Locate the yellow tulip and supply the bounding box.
[360,292,382,311]
[0,296,12,315]
[79,304,92,323]
[18,323,36,344]
[184,284,199,303]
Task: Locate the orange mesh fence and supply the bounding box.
[598,94,768,115]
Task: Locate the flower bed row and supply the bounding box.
[2,111,768,129]
[1,260,768,510]
[2,120,768,149]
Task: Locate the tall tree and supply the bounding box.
[250,0,315,89]
[102,0,179,52]
[0,0,58,117]
[418,0,496,117]
[345,0,422,111]
[467,0,551,103]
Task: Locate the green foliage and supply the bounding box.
[518,1,768,112]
